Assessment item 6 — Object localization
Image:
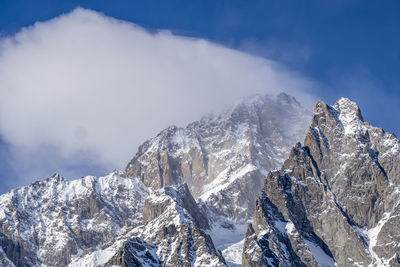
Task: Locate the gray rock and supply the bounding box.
[136,184,226,266]
[104,237,161,267]
[243,98,400,266]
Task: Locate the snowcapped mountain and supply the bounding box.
[242,98,400,266]
[125,93,311,265]
[125,93,310,220]
[0,171,148,266]
[0,94,399,267]
[0,171,225,266]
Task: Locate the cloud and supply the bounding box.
[0,8,317,185]
[239,37,313,69]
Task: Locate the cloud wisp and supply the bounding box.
[0,8,317,186]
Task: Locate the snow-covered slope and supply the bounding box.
[0,171,148,266]
[0,172,225,266]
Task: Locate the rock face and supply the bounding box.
[126,93,310,223]
[243,98,400,266]
[104,238,161,267]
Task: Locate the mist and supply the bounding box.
[0,8,317,187]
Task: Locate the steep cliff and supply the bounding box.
[242,98,400,266]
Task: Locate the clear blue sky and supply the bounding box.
[0,0,399,191]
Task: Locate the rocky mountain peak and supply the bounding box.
[334,97,363,119]
[125,93,311,222]
[276,92,301,106]
[46,172,65,182]
[311,97,366,139]
[243,97,400,266]
[122,93,312,266]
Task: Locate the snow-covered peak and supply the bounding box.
[332,97,364,135]
[47,172,64,182]
[311,97,365,136]
[0,171,151,266]
[126,93,311,224]
[245,97,400,267]
[0,169,226,266]
[122,93,312,266]
[309,98,400,164]
[311,98,399,153]
[200,93,303,125]
[334,97,361,113]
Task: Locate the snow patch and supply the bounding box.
[303,239,336,267]
[199,164,258,201]
[210,221,248,266]
[222,239,244,267]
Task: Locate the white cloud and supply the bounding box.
[0,8,317,182]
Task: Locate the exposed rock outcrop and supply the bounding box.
[104,238,161,267]
[243,98,400,266]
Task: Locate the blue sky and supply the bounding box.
[0,0,399,192]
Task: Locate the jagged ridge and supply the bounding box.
[243,98,400,267]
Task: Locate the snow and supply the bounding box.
[285,221,296,235]
[303,239,336,267]
[69,244,117,267]
[352,210,397,267]
[211,222,247,251]
[210,221,248,266]
[64,181,225,266]
[222,239,244,267]
[0,171,152,266]
[334,98,364,136]
[4,95,398,267]
[366,212,392,267]
[380,133,400,157]
[286,221,336,267]
[274,220,288,234]
[199,164,258,201]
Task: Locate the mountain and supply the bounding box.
[0,94,399,267]
[0,172,225,266]
[125,93,311,265]
[242,98,400,266]
[126,93,310,221]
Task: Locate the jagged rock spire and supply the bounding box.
[243,98,400,266]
